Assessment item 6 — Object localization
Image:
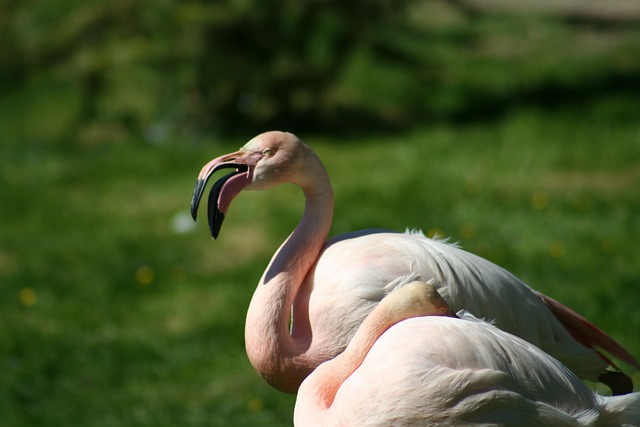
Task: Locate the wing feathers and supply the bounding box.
[535,291,640,369]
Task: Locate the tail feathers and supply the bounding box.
[535,291,640,370]
[597,392,640,427]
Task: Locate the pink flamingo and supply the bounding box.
[191,131,638,394]
[294,281,640,426]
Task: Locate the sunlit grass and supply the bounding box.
[2,36,640,427]
[2,96,639,425]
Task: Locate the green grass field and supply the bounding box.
[2,3,640,424]
[2,98,638,426]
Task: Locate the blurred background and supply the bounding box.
[1,0,639,425]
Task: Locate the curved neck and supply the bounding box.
[294,281,454,423]
[294,299,401,422]
[245,160,334,393]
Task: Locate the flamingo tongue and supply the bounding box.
[207,169,251,239]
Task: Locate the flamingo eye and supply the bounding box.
[262,148,273,157]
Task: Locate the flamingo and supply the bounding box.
[190,131,638,394]
[294,281,640,426]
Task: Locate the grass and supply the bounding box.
[1,94,639,426]
[2,4,640,423]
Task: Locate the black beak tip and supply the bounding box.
[190,204,198,222]
[210,213,224,240]
[207,180,225,239]
[191,178,206,221]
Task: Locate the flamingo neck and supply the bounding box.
[245,167,334,393]
[295,282,456,422]
[294,304,401,423]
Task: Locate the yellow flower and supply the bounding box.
[19,288,37,306]
[136,265,155,286]
[531,190,549,210]
[549,240,566,258]
[247,397,263,413]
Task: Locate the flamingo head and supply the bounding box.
[391,281,458,319]
[190,131,312,239]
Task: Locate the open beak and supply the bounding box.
[190,149,261,239]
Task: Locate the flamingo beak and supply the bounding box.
[190,149,261,239]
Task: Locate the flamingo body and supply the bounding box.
[307,230,603,382]
[296,307,640,426]
[191,131,637,394]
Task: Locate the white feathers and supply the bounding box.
[296,314,640,426]
[308,231,606,381]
